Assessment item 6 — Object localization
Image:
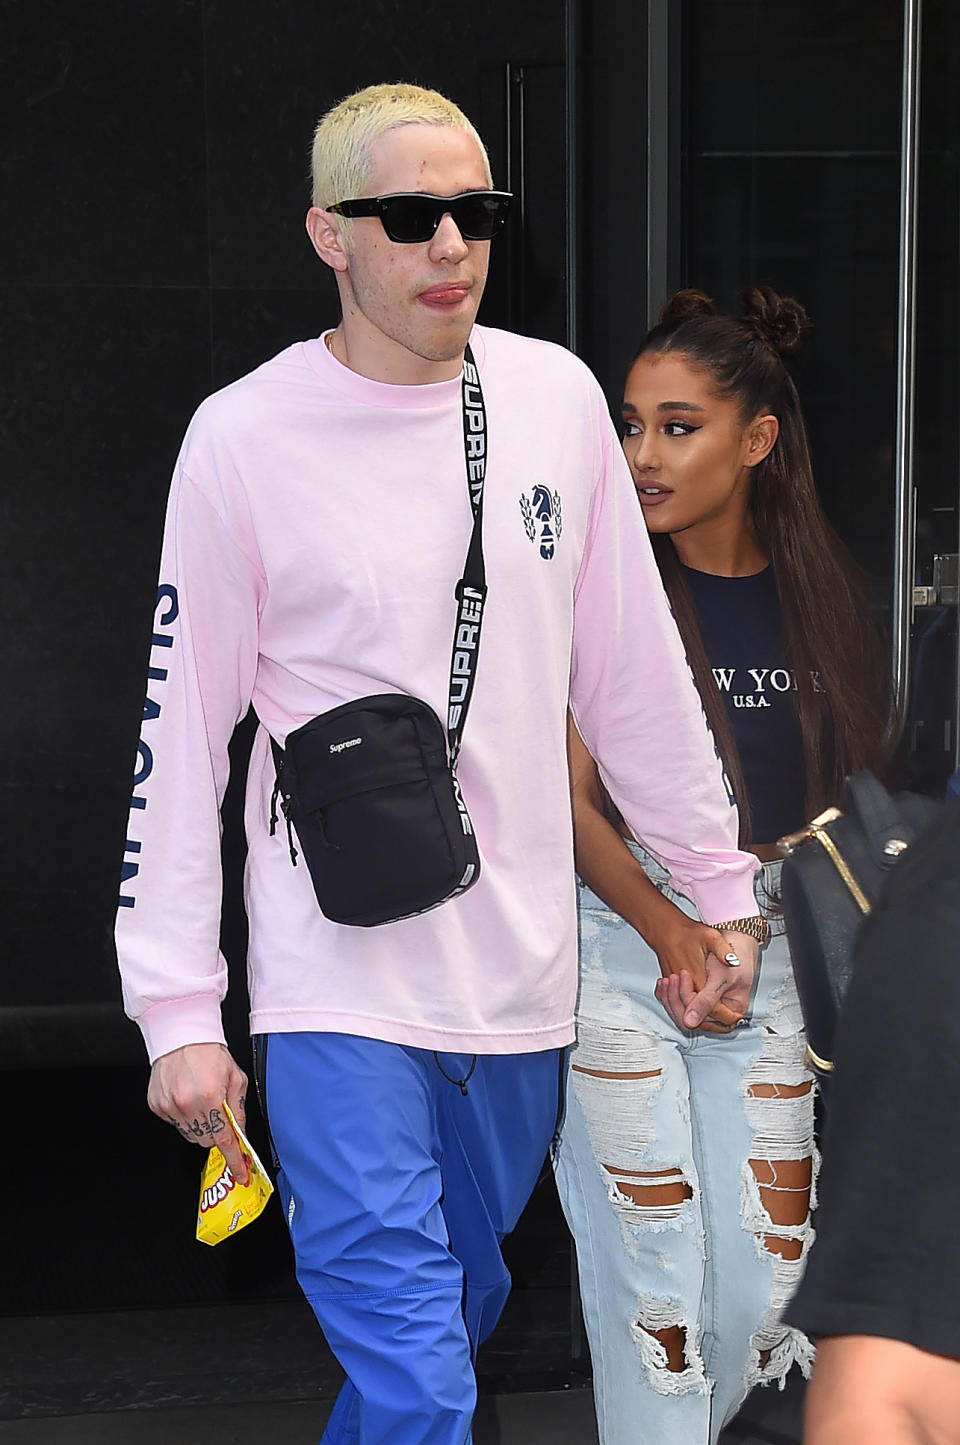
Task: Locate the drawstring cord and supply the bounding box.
[269,777,299,866]
[433,1052,477,1096]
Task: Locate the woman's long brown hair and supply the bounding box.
[637,286,895,844]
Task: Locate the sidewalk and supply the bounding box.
[0,1298,804,1443]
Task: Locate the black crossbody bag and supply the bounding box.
[268,346,488,928]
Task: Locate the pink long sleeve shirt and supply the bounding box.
[117,325,758,1063]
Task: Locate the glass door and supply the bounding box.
[678,0,960,793]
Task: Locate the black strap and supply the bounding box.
[447,343,488,766]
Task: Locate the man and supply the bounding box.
[117,82,762,1445]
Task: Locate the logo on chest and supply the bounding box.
[519,485,563,560]
[712,665,818,709]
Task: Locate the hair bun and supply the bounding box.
[657,288,716,327]
[741,284,811,358]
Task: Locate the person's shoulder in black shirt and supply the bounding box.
[786,798,960,1443]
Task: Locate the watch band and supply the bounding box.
[710,915,770,943]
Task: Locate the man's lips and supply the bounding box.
[418,283,471,309]
[635,483,673,506]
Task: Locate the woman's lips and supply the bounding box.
[419,284,471,309]
[635,484,673,507]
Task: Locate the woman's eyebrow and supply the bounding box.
[621,399,706,414]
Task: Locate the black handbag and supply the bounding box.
[268,346,488,928]
[778,770,941,1080]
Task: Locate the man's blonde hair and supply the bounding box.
[310,83,493,222]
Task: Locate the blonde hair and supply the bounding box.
[310,83,492,228]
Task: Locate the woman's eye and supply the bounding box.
[663,421,698,438]
[622,421,641,438]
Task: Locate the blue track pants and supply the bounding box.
[258,1031,562,1445]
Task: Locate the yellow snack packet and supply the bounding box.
[196,1101,274,1246]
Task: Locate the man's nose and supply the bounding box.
[429,212,470,262]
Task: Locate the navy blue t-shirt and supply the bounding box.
[683,564,806,844]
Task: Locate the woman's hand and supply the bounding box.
[654,929,759,1032]
[643,910,748,1031]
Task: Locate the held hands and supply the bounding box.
[565,725,761,1033]
[147,1042,251,1185]
[647,912,760,1033]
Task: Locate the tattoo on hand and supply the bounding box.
[184,1109,226,1141]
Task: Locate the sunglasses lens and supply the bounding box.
[453,195,505,239]
[380,196,438,243]
[379,193,511,243]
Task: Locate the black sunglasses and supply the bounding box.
[328,190,513,244]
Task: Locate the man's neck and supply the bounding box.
[326,322,465,386]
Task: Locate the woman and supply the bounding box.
[554,286,892,1443]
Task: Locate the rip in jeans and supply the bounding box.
[739,978,818,1388]
[571,1020,708,1396]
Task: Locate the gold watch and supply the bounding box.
[710,915,770,944]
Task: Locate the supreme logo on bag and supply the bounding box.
[329,737,362,755]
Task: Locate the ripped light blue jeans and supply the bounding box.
[554,846,818,1445]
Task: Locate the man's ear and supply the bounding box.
[745,413,779,468]
[306,207,349,272]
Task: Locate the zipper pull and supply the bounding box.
[279,800,298,867]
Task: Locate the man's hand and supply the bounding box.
[654,929,759,1033]
[147,1043,250,1185]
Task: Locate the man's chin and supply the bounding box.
[408,319,478,364]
